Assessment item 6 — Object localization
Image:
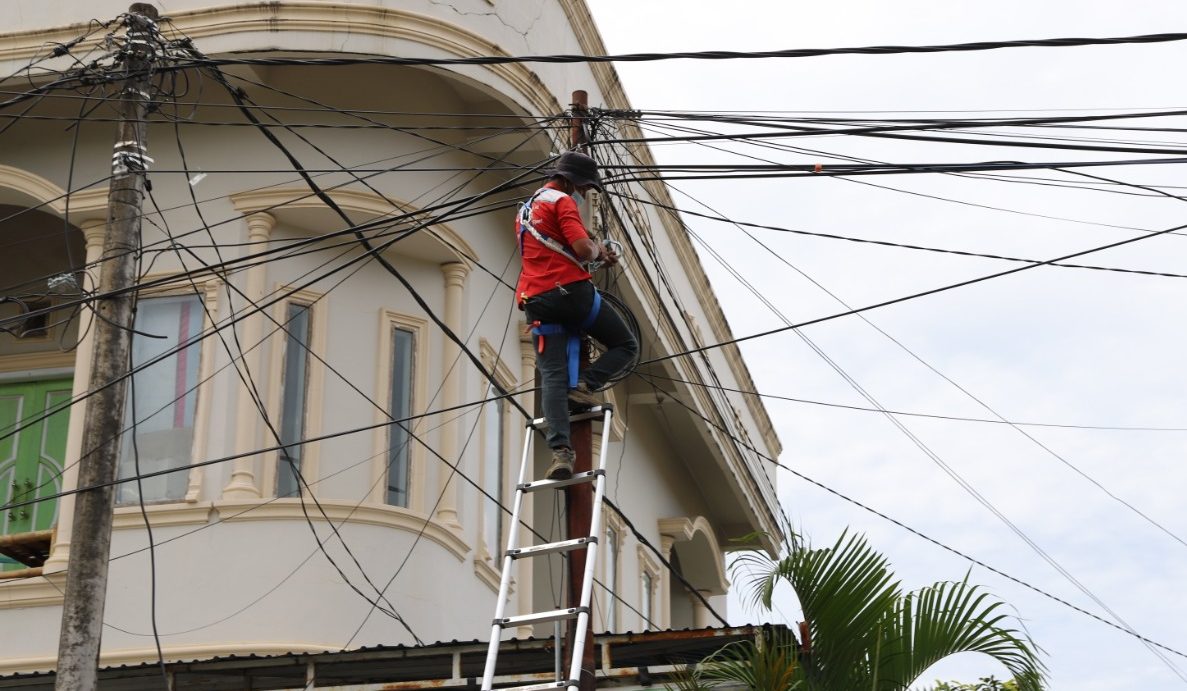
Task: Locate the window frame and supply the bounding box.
[602,509,627,632]
[262,287,325,499]
[476,339,517,565]
[372,310,429,511]
[637,544,661,631]
[114,281,218,505]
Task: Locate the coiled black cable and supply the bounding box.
[594,288,641,388]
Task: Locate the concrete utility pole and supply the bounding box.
[55,6,158,689]
[564,89,598,691]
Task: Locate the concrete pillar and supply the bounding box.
[222,212,274,499]
[434,261,470,529]
[44,220,107,574]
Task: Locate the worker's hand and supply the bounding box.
[601,243,621,267]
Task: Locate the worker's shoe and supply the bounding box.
[567,381,603,410]
[546,447,575,480]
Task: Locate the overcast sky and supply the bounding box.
[586,2,1187,689]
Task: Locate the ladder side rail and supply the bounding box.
[565,408,615,690]
[481,422,538,690]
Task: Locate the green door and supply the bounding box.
[0,379,71,571]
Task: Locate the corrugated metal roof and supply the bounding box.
[0,625,786,690]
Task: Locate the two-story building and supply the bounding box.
[0,0,783,681]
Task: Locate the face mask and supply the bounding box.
[571,191,585,206]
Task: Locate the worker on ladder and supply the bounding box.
[517,151,638,481]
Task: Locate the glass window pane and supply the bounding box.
[483,383,505,553]
[118,295,203,503]
[277,303,311,498]
[386,327,414,507]
[605,526,618,632]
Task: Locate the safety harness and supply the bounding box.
[519,187,602,388]
[516,188,586,269]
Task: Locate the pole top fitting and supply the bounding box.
[129,3,159,19]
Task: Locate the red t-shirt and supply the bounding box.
[515,183,592,302]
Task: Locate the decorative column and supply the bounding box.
[515,330,537,636]
[435,261,470,529]
[691,589,713,628]
[184,280,221,502]
[222,212,274,499]
[658,534,676,630]
[44,220,107,573]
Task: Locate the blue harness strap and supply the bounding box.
[531,290,602,388]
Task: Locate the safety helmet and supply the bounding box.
[550,151,602,191]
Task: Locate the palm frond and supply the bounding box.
[875,578,1046,691]
[696,626,803,691]
[732,530,1045,691]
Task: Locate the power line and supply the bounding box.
[192,48,539,420]
[626,116,1184,231]
[661,185,1187,677]
[0,161,536,516]
[612,191,1187,280]
[639,214,1187,368]
[637,375,1187,663]
[640,372,1187,432]
[162,31,1187,70]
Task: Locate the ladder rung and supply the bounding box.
[508,536,595,559]
[528,405,613,430]
[519,469,604,493]
[496,607,588,628]
[484,681,577,691]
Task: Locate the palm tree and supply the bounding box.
[680,530,1045,691]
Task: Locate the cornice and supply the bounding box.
[213,498,471,562]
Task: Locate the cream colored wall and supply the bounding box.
[0,0,778,671]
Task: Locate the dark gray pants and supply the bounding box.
[524,281,638,449]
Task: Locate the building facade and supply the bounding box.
[0,0,782,675]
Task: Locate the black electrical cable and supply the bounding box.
[641,372,1187,432]
[0,188,529,473]
[594,125,786,534]
[604,497,728,626]
[626,116,1180,230]
[613,191,1187,280]
[634,376,1187,663]
[149,195,425,643]
[0,86,571,120]
[617,106,1187,152]
[645,143,1187,676]
[341,269,523,647]
[142,50,572,639]
[196,50,538,421]
[629,115,1187,199]
[593,290,641,387]
[6,37,722,646]
[668,190,1187,679]
[163,31,1187,71]
[639,214,1187,369]
[0,131,542,532]
[160,98,429,638]
[124,265,170,691]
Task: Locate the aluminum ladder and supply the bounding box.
[480,405,614,691]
